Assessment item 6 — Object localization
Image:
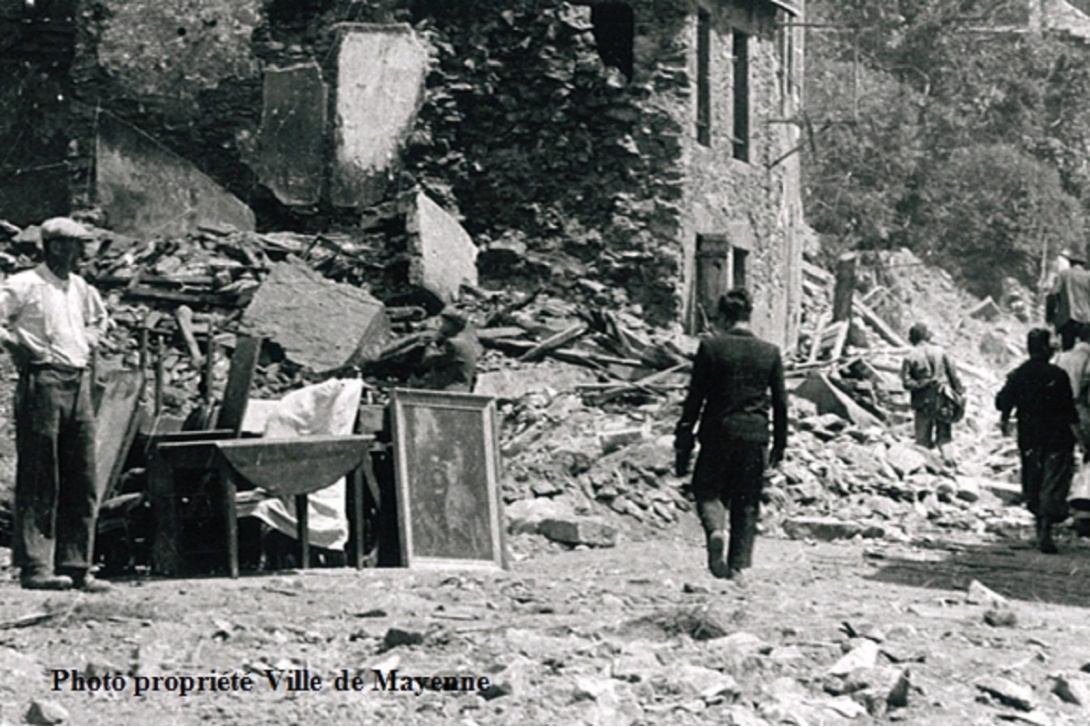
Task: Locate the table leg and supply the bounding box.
[349,466,365,569]
[296,494,310,568]
[149,447,179,576]
[220,463,239,578]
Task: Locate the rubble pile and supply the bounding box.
[0,216,1039,552]
[407,2,687,325]
[492,247,1039,550]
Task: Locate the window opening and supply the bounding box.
[590,3,635,81]
[732,247,748,290]
[696,9,711,146]
[732,29,750,161]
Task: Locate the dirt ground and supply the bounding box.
[2,512,1090,726]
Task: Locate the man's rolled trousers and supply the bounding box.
[675,289,787,580]
[0,217,109,591]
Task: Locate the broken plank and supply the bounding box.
[484,337,644,368]
[0,611,57,629]
[808,313,831,364]
[586,362,691,402]
[174,305,204,365]
[853,299,909,348]
[477,326,530,341]
[518,323,588,362]
[124,285,236,307]
[803,260,834,285]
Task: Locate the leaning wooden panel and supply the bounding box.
[390,388,506,570]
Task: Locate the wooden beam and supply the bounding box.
[853,300,909,348]
[832,253,858,323]
[518,323,588,362]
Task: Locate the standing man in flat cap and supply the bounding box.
[0,217,110,591]
[674,288,787,582]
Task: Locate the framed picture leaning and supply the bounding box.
[390,388,506,569]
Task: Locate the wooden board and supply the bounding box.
[93,368,145,504]
[216,336,262,435]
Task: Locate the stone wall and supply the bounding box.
[405,0,804,342]
[405,2,690,325]
[680,0,805,347]
[0,1,77,226]
[8,0,803,342]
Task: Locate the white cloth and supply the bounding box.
[236,378,363,550]
[0,264,108,368]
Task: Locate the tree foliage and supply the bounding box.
[804,0,1090,297]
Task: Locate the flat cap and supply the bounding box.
[40,217,93,242]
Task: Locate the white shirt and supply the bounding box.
[1058,341,1090,404]
[0,264,109,369]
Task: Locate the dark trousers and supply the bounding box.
[1059,320,1081,352]
[13,367,98,578]
[913,411,951,449]
[691,439,764,571]
[1020,446,1073,523]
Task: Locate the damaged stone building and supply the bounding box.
[0,0,805,346]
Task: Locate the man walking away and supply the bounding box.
[1046,248,1090,351]
[0,217,110,591]
[901,322,964,453]
[674,289,787,581]
[1056,323,1090,460]
[1057,323,1090,538]
[996,328,1078,554]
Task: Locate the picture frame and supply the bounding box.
[390,388,506,570]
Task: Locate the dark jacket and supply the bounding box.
[423,329,480,392]
[901,342,963,413]
[676,326,787,451]
[996,358,1078,451]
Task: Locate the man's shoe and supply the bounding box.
[1036,519,1059,554]
[706,531,730,578]
[20,574,73,591]
[725,567,747,586]
[73,574,111,593]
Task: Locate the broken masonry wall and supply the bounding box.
[330,23,429,208]
[70,0,267,229]
[680,0,804,348]
[404,1,690,326]
[0,4,78,226]
[70,0,418,232]
[95,115,256,236]
[405,0,804,343]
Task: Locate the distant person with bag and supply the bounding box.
[1046,248,1090,351]
[674,289,787,582]
[900,322,964,452]
[996,328,1078,553]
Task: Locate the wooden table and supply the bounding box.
[150,434,375,577]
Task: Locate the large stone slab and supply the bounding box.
[794,374,883,429]
[245,63,327,206]
[96,115,255,237]
[332,24,428,207]
[240,259,390,373]
[539,518,617,548]
[406,190,479,302]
